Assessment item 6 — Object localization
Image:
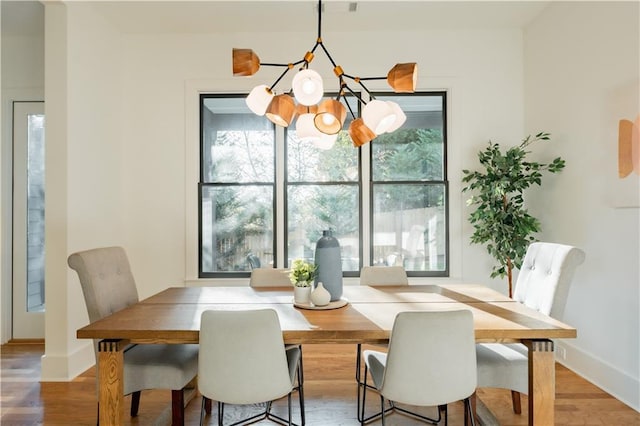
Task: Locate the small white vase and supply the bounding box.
[310,282,331,307]
[294,286,312,304]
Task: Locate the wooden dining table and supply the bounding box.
[76,284,576,426]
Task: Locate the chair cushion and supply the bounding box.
[123,344,199,395]
[476,343,528,394]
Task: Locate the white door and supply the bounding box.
[12,101,45,339]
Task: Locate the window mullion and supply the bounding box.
[275,125,286,268]
[361,140,371,267]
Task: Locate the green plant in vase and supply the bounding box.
[289,259,318,287]
[462,132,565,297]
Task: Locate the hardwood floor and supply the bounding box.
[1,342,638,425]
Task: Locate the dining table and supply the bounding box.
[76,283,577,426]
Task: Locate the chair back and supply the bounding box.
[379,310,476,407]
[68,246,139,323]
[198,309,293,405]
[513,242,586,318]
[249,268,291,287]
[360,266,408,286]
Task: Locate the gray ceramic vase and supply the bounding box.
[314,230,343,301]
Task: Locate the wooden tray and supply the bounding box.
[293,298,349,310]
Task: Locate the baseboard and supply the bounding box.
[556,340,639,412]
[40,340,94,382]
[6,338,44,345]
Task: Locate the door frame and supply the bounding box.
[11,100,45,339]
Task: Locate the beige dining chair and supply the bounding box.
[198,308,305,426]
[249,267,292,287]
[356,265,408,421]
[68,246,199,426]
[360,310,477,426]
[249,266,305,421]
[475,242,586,415]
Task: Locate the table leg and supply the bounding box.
[97,339,127,426]
[523,339,555,426]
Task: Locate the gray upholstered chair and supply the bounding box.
[475,242,586,414]
[198,308,305,426]
[360,310,477,426]
[68,246,199,426]
[356,266,408,420]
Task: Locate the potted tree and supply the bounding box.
[462,132,565,297]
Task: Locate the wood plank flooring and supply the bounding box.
[1,342,638,425]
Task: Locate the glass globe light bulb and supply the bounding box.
[302,79,317,95]
[322,114,335,126]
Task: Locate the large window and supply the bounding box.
[370,93,448,275]
[287,102,360,275]
[200,92,447,278]
[200,96,275,274]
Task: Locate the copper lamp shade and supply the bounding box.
[387,62,418,93]
[295,104,318,116]
[233,48,261,76]
[349,118,376,147]
[265,94,296,127]
[314,99,346,135]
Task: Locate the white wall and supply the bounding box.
[41,2,126,380]
[524,1,639,410]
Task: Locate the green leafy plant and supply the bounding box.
[289,259,318,287]
[462,132,565,297]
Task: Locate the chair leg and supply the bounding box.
[298,345,305,386]
[469,391,478,424]
[199,397,207,426]
[464,398,477,426]
[171,389,184,426]
[356,343,362,383]
[205,397,212,415]
[439,404,448,426]
[380,395,386,426]
[360,365,368,425]
[356,344,367,422]
[511,390,522,414]
[297,355,306,426]
[130,391,141,417]
[218,401,224,426]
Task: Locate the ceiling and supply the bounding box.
[2,1,551,37]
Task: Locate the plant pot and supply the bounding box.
[293,286,312,304]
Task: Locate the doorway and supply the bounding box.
[12,101,45,339]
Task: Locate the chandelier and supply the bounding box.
[232,0,417,149]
